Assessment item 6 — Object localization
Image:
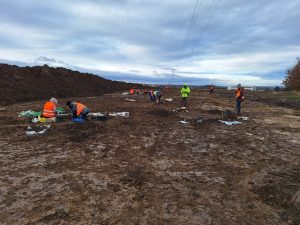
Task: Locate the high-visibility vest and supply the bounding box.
[75,102,87,116]
[181,87,190,98]
[236,88,244,99]
[42,102,56,118]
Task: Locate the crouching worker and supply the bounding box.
[66,101,90,120]
[154,90,162,104]
[41,97,58,122]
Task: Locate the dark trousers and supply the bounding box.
[182,97,188,107]
[157,94,162,103]
[78,108,90,119]
[236,100,242,114]
[150,95,155,102]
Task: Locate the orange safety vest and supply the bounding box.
[236,88,244,100]
[236,89,241,98]
[75,102,87,116]
[42,102,56,118]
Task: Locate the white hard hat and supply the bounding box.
[50,97,58,105]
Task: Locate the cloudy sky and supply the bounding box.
[0,0,299,86]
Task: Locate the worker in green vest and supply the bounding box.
[180,83,190,107]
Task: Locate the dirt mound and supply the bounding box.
[0,63,144,105]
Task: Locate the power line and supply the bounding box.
[187,0,205,45]
[172,0,222,84]
[192,0,223,55]
[177,0,222,65]
[171,0,203,84]
[185,0,204,51]
[179,0,201,61]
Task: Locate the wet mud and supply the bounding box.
[0,89,299,225]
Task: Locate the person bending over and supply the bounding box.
[66,101,90,120]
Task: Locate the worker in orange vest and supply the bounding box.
[235,84,245,115]
[66,101,90,120]
[41,97,58,122]
[130,88,134,95]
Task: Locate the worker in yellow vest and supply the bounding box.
[180,83,191,107]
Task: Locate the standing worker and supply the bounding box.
[66,101,90,120]
[235,84,245,115]
[181,83,191,107]
[41,97,58,122]
[209,85,214,94]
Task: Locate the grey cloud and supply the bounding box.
[33,56,71,66]
[0,0,299,85]
[34,56,59,63]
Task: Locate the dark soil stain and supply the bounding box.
[148,109,174,117]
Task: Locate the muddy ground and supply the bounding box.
[0,89,300,225]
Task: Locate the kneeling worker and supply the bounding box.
[42,97,58,122]
[154,90,162,104]
[66,101,90,120]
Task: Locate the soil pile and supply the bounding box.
[0,63,143,105]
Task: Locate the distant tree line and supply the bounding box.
[283,58,300,90]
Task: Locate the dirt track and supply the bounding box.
[0,90,300,225]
